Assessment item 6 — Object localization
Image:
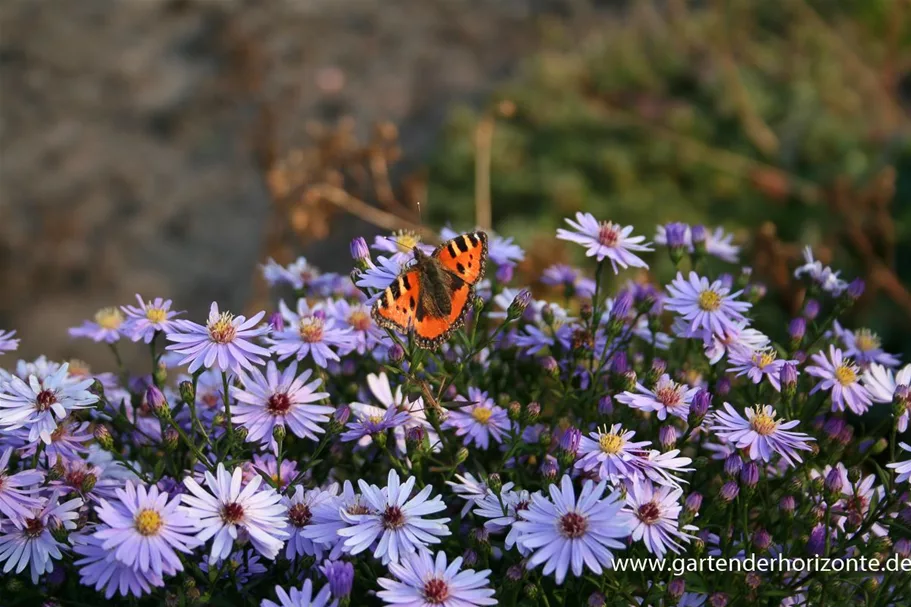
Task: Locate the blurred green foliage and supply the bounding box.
[427,0,911,356]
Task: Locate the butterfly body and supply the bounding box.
[372,231,488,349]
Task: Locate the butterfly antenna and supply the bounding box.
[416,200,423,227]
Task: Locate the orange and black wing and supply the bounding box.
[411,276,472,349]
[433,231,488,286]
[371,269,421,334]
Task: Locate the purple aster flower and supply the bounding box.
[711,404,814,467]
[0,330,19,355]
[556,213,653,272]
[694,320,770,364]
[93,482,200,576]
[262,580,336,607]
[656,222,689,250]
[888,443,911,483]
[16,419,93,465]
[445,473,491,518]
[471,486,531,551]
[0,447,44,525]
[833,321,900,367]
[327,299,388,356]
[350,236,370,262]
[261,256,331,292]
[340,405,411,443]
[0,491,82,583]
[355,254,410,296]
[616,374,699,421]
[72,532,165,598]
[0,362,98,444]
[443,388,510,449]
[794,246,847,295]
[812,463,888,538]
[806,345,873,414]
[68,307,126,343]
[231,360,333,453]
[514,476,629,584]
[629,449,694,489]
[180,463,289,563]
[242,454,299,492]
[121,295,183,343]
[665,272,751,335]
[374,230,434,256]
[320,559,354,599]
[337,469,450,565]
[349,373,437,455]
[283,484,340,561]
[47,457,122,500]
[166,302,269,373]
[621,479,697,558]
[267,300,353,368]
[378,549,496,607]
[301,480,366,560]
[863,363,911,431]
[574,424,652,484]
[727,348,797,392]
[199,548,267,588]
[540,264,595,297]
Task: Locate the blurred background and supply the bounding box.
[2,0,910,367]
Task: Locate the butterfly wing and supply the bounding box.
[433,231,488,285]
[372,270,421,334]
[412,275,472,349]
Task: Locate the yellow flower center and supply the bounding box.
[134,509,163,536]
[599,433,624,454]
[750,411,778,436]
[471,407,493,424]
[834,364,857,386]
[207,312,237,344]
[393,230,421,253]
[94,307,124,330]
[697,290,722,312]
[146,307,168,323]
[854,329,880,352]
[367,414,385,425]
[348,310,372,332]
[67,359,92,377]
[757,351,777,368]
[298,316,325,343]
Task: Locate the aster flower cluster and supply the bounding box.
[1,219,909,607]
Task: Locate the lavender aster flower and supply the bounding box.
[556,212,653,273]
[472,486,532,551]
[349,373,436,455]
[794,247,847,295]
[328,299,387,356]
[863,363,911,431]
[69,307,126,343]
[834,322,900,367]
[356,254,410,295]
[806,346,873,414]
[267,300,352,368]
[888,442,911,483]
[443,388,510,449]
[231,360,333,453]
[72,532,165,598]
[283,484,340,560]
[180,463,289,563]
[166,302,269,373]
[16,419,93,465]
[711,404,814,467]
[540,264,596,298]
[337,469,450,565]
[301,481,367,560]
[445,473,491,518]
[514,476,629,584]
[121,295,182,343]
[0,330,20,355]
[320,559,354,599]
[94,482,200,576]
[665,272,751,335]
[340,406,411,443]
[0,447,44,524]
[616,374,699,421]
[378,549,496,607]
[574,424,651,484]
[0,491,82,582]
[727,348,797,392]
[262,580,336,607]
[0,362,97,444]
[621,480,697,558]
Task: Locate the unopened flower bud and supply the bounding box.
[93,425,114,451]
[807,524,826,556]
[540,456,558,481]
[803,298,820,320]
[350,237,370,268]
[611,352,629,375]
[579,302,593,322]
[893,538,911,558]
[508,401,522,422]
[691,224,706,246]
[507,289,531,318]
[752,528,771,551]
[322,560,354,598]
[89,379,105,401]
[659,425,677,450]
[524,401,540,424]
[788,317,806,344]
[837,425,854,446]
[540,305,555,325]
[668,578,685,599]
[645,358,666,386]
[559,428,581,454]
[329,405,350,435]
[724,454,743,478]
[48,457,66,481]
[541,356,559,377]
[406,425,426,454]
[664,222,689,265]
[597,396,613,416]
[893,385,911,418]
[688,390,711,426]
[685,492,703,514]
[163,428,179,451]
[153,363,168,387]
[708,592,728,607]
[272,424,286,443]
[455,447,469,464]
[780,495,796,516]
[523,584,540,600]
[823,417,845,440]
[147,386,170,420]
[387,343,405,364]
[496,262,515,284]
[81,473,97,494]
[620,370,637,392]
[780,363,798,401]
[506,565,524,583]
[847,466,862,484]
[461,548,478,568]
[846,278,865,301]
[745,572,762,589]
[714,376,731,397]
[179,380,195,405]
[486,473,502,495]
[720,481,739,503]
[740,462,759,488]
[587,592,606,607]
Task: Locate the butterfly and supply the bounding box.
[371,231,488,349]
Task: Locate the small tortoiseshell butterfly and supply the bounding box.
[371,231,488,349]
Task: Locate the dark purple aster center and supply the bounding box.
[288,503,312,528]
[24,517,44,538]
[222,502,245,524]
[266,393,292,415]
[382,505,406,529]
[637,501,661,525]
[559,512,588,538]
[422,578,450,604]
[36,389,57,412]
[598,222,619,247]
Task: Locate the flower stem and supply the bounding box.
[221,371,234,457]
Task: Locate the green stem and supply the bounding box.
[221,371,235,459]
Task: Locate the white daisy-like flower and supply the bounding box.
[262,579,337,607]
[621,479,697,558]
[349,373,437,456]
[710,404,814,468]
[887,443,911,483]
[378,549,496,607]
[283,483,339,561]
[556,212,653,273]
[337,469,450,565]
[863,363,911,431]
[180,463,289,563]
[665,272,751,336]
[616,374,699,421]
[574,424,652,484]
[0,491,83,583]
